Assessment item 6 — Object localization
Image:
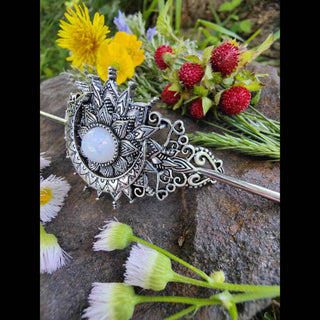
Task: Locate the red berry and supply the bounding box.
[189,98,204,119]
[178,62,204,89]
[154,45,173,70]
[161,84,181,105]
[219,86,251,115]
[210,42,239,77]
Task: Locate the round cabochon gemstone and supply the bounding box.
[81,127,117,163]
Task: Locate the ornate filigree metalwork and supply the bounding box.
[65,67,224,208]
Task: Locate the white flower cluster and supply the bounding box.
[40,152,71,274]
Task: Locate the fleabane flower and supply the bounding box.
[40,152,51,171]
[124,243,174,291]
[93,221,133,251]
[40,223,71,274]
[82,282,137,320]
[40,174,71,223]
[96,40,134,84]
[57,3,110,69]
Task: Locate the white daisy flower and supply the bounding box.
[40,223,71,274]
[124,243,174,291]
[82,282,137,320]
[40,152,51,171]
[40,174,71,223]
[93,220,133,252]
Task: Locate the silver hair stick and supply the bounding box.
[40,67,279,207]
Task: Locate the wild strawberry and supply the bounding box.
[210,42,239,77]
[219,86,251,115]
[161,84,181,105]
[178,62,204,89]
[189,98,204,119]
[154,45,173,70]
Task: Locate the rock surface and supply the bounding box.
[40,63,279,320]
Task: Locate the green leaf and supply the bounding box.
[250,33,274,60]
[222,77,234,87]
[185,54,202,64]
[218,0,242,12]
[239,19,251,33]
[173,96,183,110]
[202,96,214,115]
[233,80,264,91]
[196,19,244,42]
[156,0,174,39]
[214,89,225,105]
[193,84,209,97]
[168,82,181,92]
[201,45,214,66]
[162,52,176,67]
[250,89,261,105]
[236,50,258,72]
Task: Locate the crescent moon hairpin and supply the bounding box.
[40,67,279,208]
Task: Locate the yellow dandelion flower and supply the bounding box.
[112,31,145,67]
[96,40,134,85]
[56,3,110,69]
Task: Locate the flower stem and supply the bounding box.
[131,235,214,283]
[171,272,279,294]
[135,294,220,306]
[164,305,198,320]
[134,287,279,307]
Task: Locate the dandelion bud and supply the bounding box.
[82,282,137,320]
[124,243,173,291]
[210,270,225,283]
[93,221,133,251]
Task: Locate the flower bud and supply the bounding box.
[210,270,225,283]
[82,282,137,320]
[93,221,133,251]
[40,223,71,274]
[124,243,173,291]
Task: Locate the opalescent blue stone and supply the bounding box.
[81,127,117,163]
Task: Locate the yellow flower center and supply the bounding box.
[40,188,52,206]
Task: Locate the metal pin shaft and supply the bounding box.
[40,111,67,124]
[197,167,280,202]
[40,110,280,203]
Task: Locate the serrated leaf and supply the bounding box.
[167,82,181,92]
[236,50,257,72]
[234,80,264,91]
[156,0,174,38]
[193,84,209,97]
[235,33,274,72]
[185,54,202,65]
[162,52,176,67]
[202,45,214,66]
[255,33,274,54]
[201,97,214,115]
[222,77,234,87]
[212,72,223,84]
[172,96,183,110]
[214,89,225,105]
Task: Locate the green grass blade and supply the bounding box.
[196,19,244,42]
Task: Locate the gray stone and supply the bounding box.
[40,64,279,320]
